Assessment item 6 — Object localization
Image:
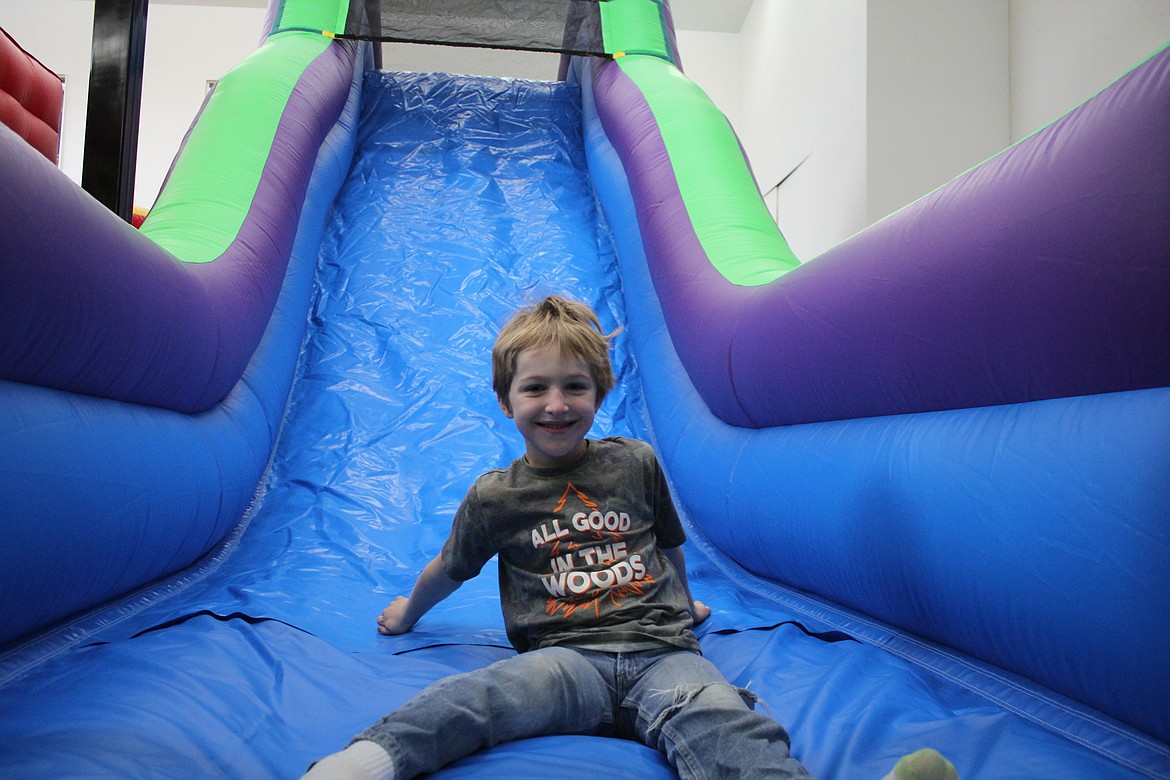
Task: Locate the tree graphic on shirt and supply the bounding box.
[528,482,654,620]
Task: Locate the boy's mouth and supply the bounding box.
[536,420,576,431]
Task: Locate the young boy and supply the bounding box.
[304,296,956,780]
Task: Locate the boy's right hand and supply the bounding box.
[376,596,414,635]
[376,556,461,636]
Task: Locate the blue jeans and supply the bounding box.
[356,646,812,779]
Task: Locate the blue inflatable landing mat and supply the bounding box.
[1,67,1165,779]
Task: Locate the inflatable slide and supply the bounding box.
[1,1,1167,777]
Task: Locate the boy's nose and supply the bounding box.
[545,389,569,413]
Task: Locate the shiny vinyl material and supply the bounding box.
[1,65,1164,779]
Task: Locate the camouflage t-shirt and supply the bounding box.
[441,437,699,654]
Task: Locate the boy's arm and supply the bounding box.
[377,554,463,635]
[662,545,712,626]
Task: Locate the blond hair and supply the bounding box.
[492,295,618,409]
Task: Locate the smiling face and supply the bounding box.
[500,346,599,469]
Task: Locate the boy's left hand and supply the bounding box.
[692,600,712,626]
[377,596,414,635]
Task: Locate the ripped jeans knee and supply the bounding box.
[638,680,761,736]
[622,654,803,780]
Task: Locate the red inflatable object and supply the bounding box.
[0,26,64,164]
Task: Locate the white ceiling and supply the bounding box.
[149,0,754,34]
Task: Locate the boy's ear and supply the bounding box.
[498,396,514,418]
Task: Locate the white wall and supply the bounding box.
[866,1,1010,225]
[733,0,869,259]
[1009,0,1170,140]
[708,0,1170,259]
[380,42,561,81]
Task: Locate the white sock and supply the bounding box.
[301,740,396,780]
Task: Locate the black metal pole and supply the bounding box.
[81,0,148,223]
[368,0,383,69]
